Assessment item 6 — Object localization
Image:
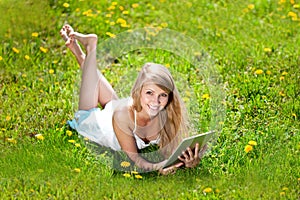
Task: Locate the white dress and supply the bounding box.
[68,98,160,151]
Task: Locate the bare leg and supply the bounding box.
[69,31,118,110]
[60,25,86,67]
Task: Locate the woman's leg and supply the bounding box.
[60,25,86,67]
[67,31,118,110]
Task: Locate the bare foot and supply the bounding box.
[60,25,86,66]
[69,32,98,54]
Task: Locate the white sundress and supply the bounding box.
[68,97,160,151]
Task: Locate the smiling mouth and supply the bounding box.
[149,105,160,111]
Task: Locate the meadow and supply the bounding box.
[0,0,299,199]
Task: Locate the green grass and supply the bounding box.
[1,0,299,199]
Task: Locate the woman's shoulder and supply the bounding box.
[112,97,133,121]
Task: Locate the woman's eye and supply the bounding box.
[146,91,153,95]
[160,93,168,98]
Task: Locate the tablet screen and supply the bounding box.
[163,130,215,168]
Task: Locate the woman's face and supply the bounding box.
[140,83,169,117]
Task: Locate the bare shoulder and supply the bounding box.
[112,99,134,130]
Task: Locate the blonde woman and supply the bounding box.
[60,25,203,175]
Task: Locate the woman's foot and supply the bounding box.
[60,24,86,66]
[69,32,98,55]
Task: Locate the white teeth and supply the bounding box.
[149,105,159,110]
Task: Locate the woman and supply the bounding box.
[60,25,203,175]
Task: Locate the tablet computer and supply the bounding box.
[162,130,215,168]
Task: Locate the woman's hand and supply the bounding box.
[158,162,184,175]
[178,143,208,168]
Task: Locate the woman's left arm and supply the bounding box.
[177,143,208,168]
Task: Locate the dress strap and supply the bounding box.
[133,109,137,133]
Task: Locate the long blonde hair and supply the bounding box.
[131,63,189,156]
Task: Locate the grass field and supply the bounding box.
[0,0,299,199]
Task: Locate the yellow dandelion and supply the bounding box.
[292,113,297,118]
[123,173,131,178]
[66,130,72,136]
[40,47,48,53]
[63,3,70,8]
[74,168,81,173]
[84,137,89,141]
[75,143,81,147]
[255,69,264,75]
[0,56,2,61]
[12,47,20,53]
[244,144,253,153]
[6,115,11,121]
[282,187,288,191]
[266,70,272,75]
[35,134,45,140]
[263,47,272,52]
[7,138,17,144]
[291,0,295,5]
[132,3,139,8]
[279,91,285,97]
[106,32,116,38]
[107,5,116,11]
[112,2,118,6]
[32,32,39,37]
[161,22,168,28]
[49,69,54,74]
[122,10,129,14]
[22,74,27,78]
[203,187,213,193]
[39,78,44,82]
[110,21,116,26]
[120,161,131,167]
[293,4,300,8]
[68,139,76,143]
[288,11,297,18]
[105,13,112,18]
[25,55,30,60]
[281,71,288,75]
[248,4,255,10]
[280,76,285,81]
[202,93,210,100]
[248,140,257,146]
[75,8,80,12]
[131,171,139,174]
[119,6,124,11]
[280,192,285,196]
[135,174,143,179]
[298,177,300,181]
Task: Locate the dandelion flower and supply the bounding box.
[74,168,81,173]
[66,130,73,136]
[131,171,139,174]
[202,93,210,100]
[112,2,118,6]
[135,174,143,179]
[120,161,131,167]
[279,91,285,97]
[35,134,45,140]
[280,76,285,81]
[68,139,76,143]
[244,144,253,153]
[75,143,81,147]
[0,56,2,61]
[39,78,44,82]
[281,71,288,75]
[203,187,213,193]
[40,47,48,53]
[161,22,168,28]
[12,47,20,53]
[106,32,116,38]
[63,3,70,8]
[6,115,11,121]
[132,3,139,8]
[248,140,257,146]
[31,32,39,37]
[255,69,264,75]
[263,48,272,53]
[123,173,131,178]
[25,55,30,60]
[122,10,129,14]
[248,4,255,9]
[22,74,27,78]
[49,69,54,74]
[7,138,17,144]
[292,113,297,118]
[266,70,272,75]
[282,187,288,191]
[280,192,285,196]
